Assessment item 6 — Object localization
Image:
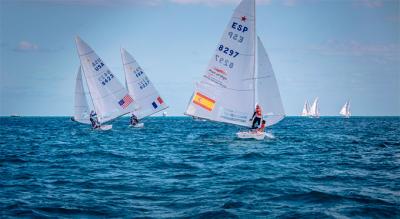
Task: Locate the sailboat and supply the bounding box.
[75,36,135,130]
[184,0,285,140]
[121,48,168,128]
[301,100,310,116]
[72,66,91,124]
[309,97,320,118]
[339,100,351,118]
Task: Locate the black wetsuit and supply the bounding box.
[250,111,262,129]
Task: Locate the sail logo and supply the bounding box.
[118,95,133,109]
[152,96,164,109]
[213,67,227,75]
[231,22,248,33]
[193,92,216,111]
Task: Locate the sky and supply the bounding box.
[0,0,399,116]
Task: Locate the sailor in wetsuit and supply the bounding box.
[249,104,263,129]
[130,113,139,126]
[89,110,100,129]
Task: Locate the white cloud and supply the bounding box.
[353,0,384,8]
[310,40,400,63]
[169,0,272,6]
[16,41,39,52]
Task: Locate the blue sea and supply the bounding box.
[1,117,399,218]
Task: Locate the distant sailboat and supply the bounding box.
[73,66,91,124]
[309,97,320,118]
[301,100,309,116]
[340,100,351,118]
[185,0,285,140]
[75,36,135,130]
[121,48,168,127]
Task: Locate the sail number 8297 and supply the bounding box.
[218,45,239,58]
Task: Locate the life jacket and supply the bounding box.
[255,108,262,118]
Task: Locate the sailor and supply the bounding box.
[89,110,100,129]
[250,104,263,129]
[130,113,139,126]
[257,120,266,133]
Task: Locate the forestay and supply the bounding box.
[256,37,285,126]
[121,48,168,119]
[75,36,135,124]
[73,66,91,124]
[185,0,256,127]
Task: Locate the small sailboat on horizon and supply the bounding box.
[340,100,351,118]
[301,100,310,116]
[308,97,320,118]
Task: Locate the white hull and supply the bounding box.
[95,124,112,131]
[129,123,144,128]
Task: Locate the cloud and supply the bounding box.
[169,0,272,6]
[13,40,62,53]
[283,0,297,7]
[15,41,39,52]
[7,0,274,7]
[6,0,163,7]
[353,0,384,8]
[310,40,400,63]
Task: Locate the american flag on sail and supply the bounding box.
[118,95,133,109]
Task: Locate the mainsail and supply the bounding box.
[256,37,285,126]
[75,36,135,124]
[301,100,309,116]
[340,100,351,117]
[73,66,91,124]
[121,48,168,119]
[309,97,319,117]
[185,0,256,127]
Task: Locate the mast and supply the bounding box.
[252,0,257,108]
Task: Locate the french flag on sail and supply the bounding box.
[152,96,164,109]
[119,95,133,109]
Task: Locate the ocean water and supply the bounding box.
[0,116,399,218]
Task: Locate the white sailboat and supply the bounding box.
[185,0,285,140]
[301,100,309,116]
[75,36,135,130]
[340,100,351,118]
[309,97,320,118]
[73,66,91,124]
[121,48,168,128]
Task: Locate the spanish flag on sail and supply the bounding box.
[193,92,215,111]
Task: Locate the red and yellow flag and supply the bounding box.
[193,92,216,111]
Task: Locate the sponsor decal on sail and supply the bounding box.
[204,67,228,88]
[193,92,215,111]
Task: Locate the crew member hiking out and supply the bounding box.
[250,104,262,129]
